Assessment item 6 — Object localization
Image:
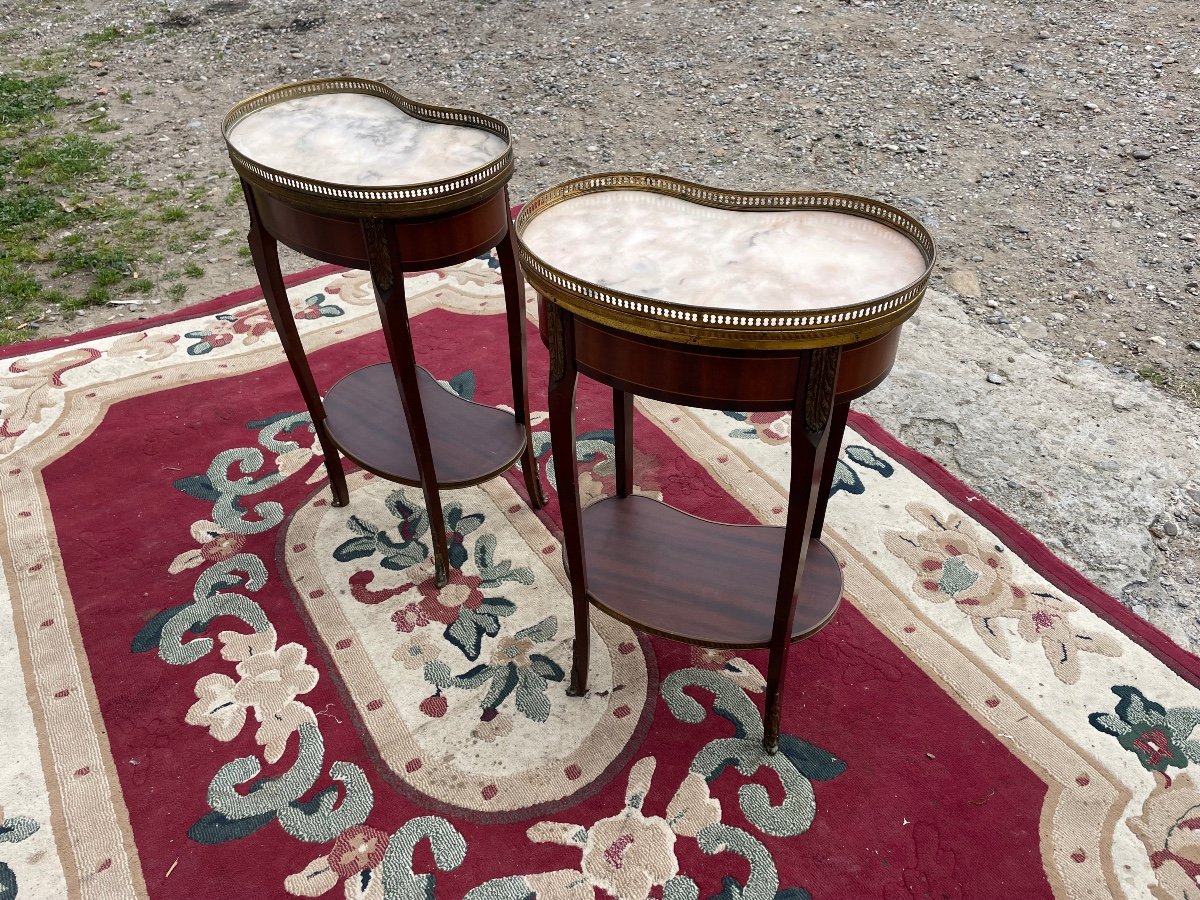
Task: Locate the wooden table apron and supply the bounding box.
[239,181,547,586]
[537,295,904,750]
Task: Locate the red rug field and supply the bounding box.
[1,259,1197,899]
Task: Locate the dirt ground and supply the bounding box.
[6,0,1200,641]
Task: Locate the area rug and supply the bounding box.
[2,258,1199,900]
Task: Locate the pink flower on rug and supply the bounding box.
[688,647,766,693]
[327,825,389,878]
[275,443,321,479]
[108,330,179,361]
[390,601,432,634]
[219,625,277,663]
[184,673,246,741]
[228,303,275,341]
[885,502,1123,682]
[745,411,791,445]
[254,699,317,764]
[387,571,488,633]
[415,570,486,625]
[233,643,319,719]
[1130,770,1200,900]
[523,870,593,899]
[525,757,721,900]
[1012,593,1121,684]
[490,635,535,667]
[168,520,247,574]
[392,632,442,670]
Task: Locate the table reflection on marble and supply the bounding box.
[227,92,507,186]
[520,190,927,312]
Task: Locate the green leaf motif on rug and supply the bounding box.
[463,756,813,900]
[141,410,405,888]
[1089,685,1200,776]
[295,292,344,320]
[661,667,846,839]
[0,810,40,898]
[447,369,476,401]
[424,616,566,722]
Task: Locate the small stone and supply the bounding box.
[986,373,1005,385]
[944,269,981,299]
[379,53,392,65]
[1132,149,1153,160]
[1149,335,1167,346]
[1164,520,1180,537]
[1188,340,1200,351]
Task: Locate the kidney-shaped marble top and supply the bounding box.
[520,190,928,312]
[226,92,508,186]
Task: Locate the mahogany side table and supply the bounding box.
[516,174,934,751]
[223,78,546,587]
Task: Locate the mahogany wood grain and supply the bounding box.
[579,496,842,647]
[323,364,528,487]
[252,188,510,270]
[545,304,592,696]
[538,294,904,407]
[244,186,348,505]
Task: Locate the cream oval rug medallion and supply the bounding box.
[282,470,653,821]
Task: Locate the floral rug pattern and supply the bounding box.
[2,260,1199,899]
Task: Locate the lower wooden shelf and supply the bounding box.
[323,363,527,487]
[578,495,842,648]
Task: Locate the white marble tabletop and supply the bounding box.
[520,190,927,312]
[227,92,507,186]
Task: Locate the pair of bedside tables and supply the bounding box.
[222,77,934,751]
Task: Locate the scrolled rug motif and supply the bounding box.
[1,257,1198,899]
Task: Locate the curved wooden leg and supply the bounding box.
[810,399,851,539]
[546,303,589,696]
[363,218,451,587]
[496,195,547,510]
[243,182,348,506]
[764,347,841,753]
[613,389,633,498]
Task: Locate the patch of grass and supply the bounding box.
[0,73,67,132]
[158,205,188,223]
[0,72,224,345]
[12,132,111,184]
[224,182,243,206]
[28,48,73,74]
[1138,367,1167,387]
[81,26,127,51]
[81,100,120,134]
[55,246,135,284]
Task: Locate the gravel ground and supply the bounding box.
[8,0,1200,643]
